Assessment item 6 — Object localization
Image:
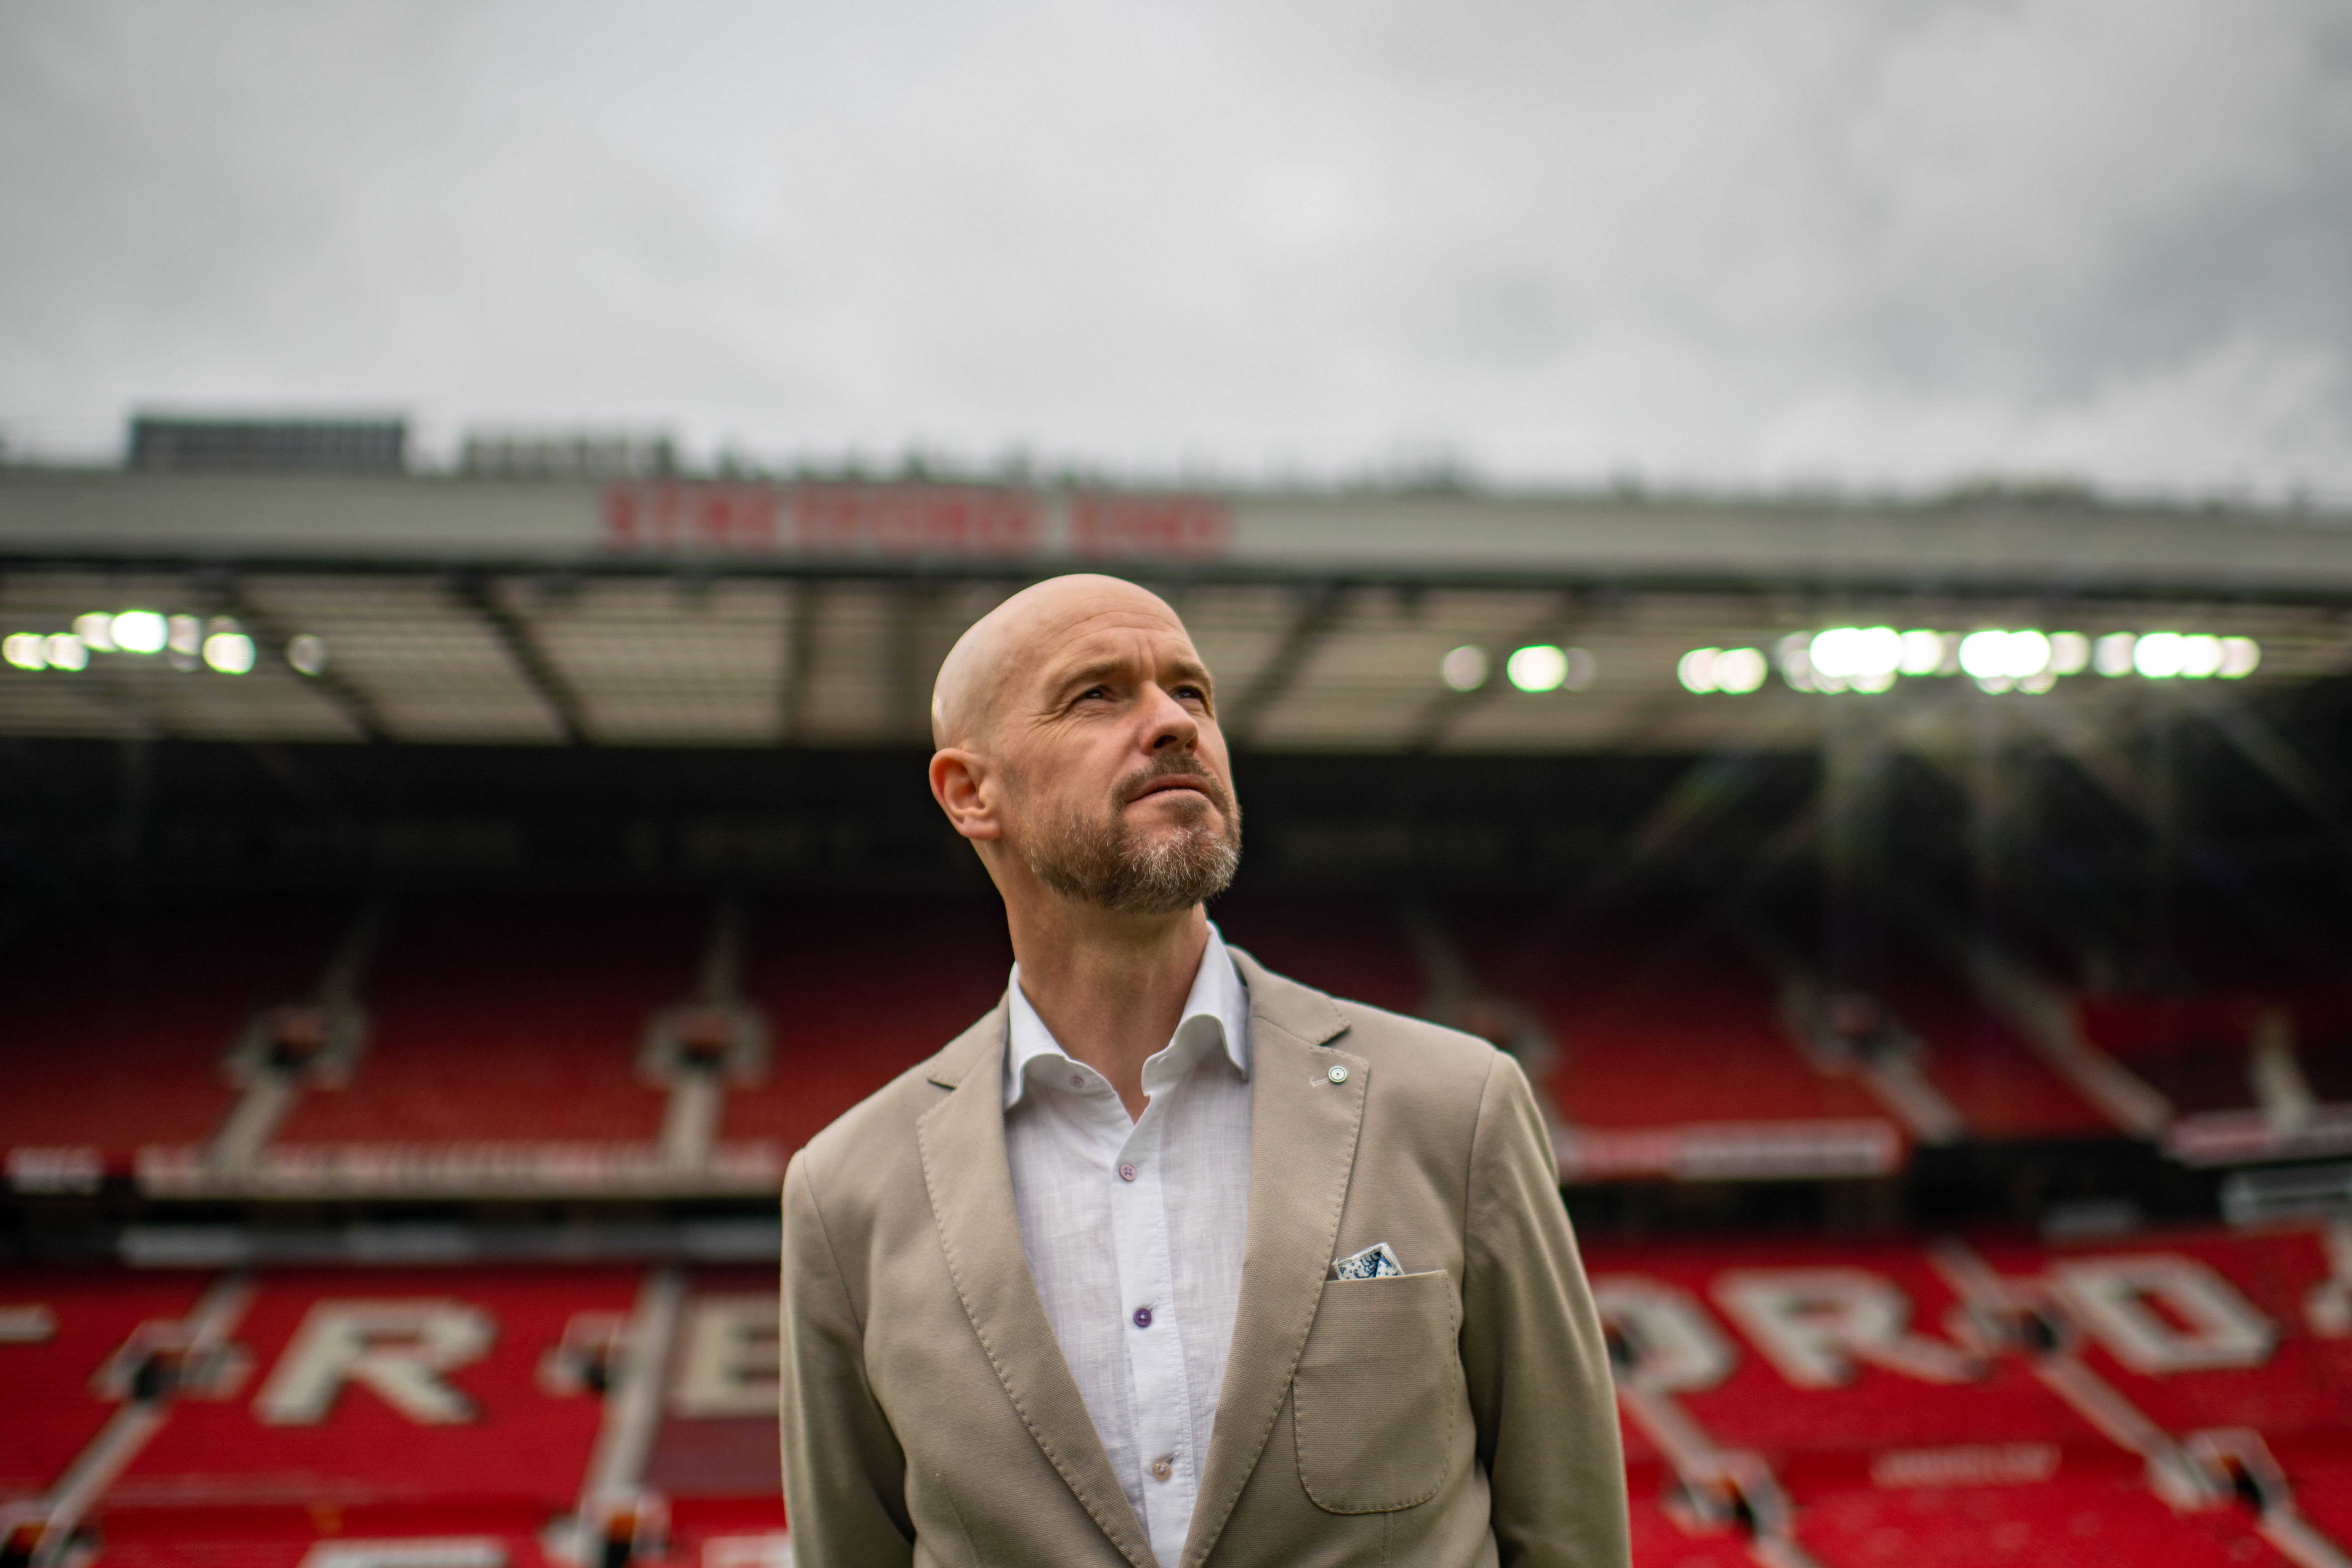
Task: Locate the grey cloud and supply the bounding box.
[0,0,2346,498]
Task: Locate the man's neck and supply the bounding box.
[1008,899,1210,1121]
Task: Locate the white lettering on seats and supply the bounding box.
[255,1301,494,1425]
[299,1541,505,1568]
[670,1293,781,1418]
[1870,1442,2060,1488]
[1591,1278,1735,1392]
[0,1304,55,1342]
[703,1536,794,1568]
[1713,1268,1981,1388]
[2046,1254,2276,1375]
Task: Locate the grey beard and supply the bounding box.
[1021,791,1242,916]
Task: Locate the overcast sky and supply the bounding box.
[3,0,2348,499]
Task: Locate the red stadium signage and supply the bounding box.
[599,481,1232,564]
[1067,491,1232,560]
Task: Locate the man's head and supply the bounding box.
[929,574,1240,919]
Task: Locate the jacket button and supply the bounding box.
[1133,1306,1153,1329]
[1326,1064,1350,1085]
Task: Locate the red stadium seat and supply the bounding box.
[274,895,704,1147]
[720,893,1010,1154]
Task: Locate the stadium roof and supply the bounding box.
[1,464,2348,751]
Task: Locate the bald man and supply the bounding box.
[780,574,1628,1568]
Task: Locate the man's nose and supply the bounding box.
[1141,684,1200,752]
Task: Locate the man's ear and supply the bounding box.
[929,748,1002,841]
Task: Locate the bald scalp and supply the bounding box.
[930,574,1186,751]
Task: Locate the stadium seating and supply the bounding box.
[18,884,2303,1203]
[1212,893,1431,1019]
[274,895,704,1147]
[6,1223,2341,1564]
[0,898,349,1164]
[1493,912,1902,1180]
[1785,1475,2291,1567]
[114,1266,640,1519]
[1876,935,2114,1139]
[719,893,1012,1151]
[0,1271,212,1509]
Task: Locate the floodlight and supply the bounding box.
[2048,632,2090,675]
[3,633,48,670]
[168,615,203,656]
[43,635,88,671]
[2219,637,2261,678]
[203,632,257,675]
[2002,630,2051,679]
[1958,630,2009,681]
[1774,632,1816,691]
[74,613,117,651]
[2133,632,2186,678]
[111,610,168,654]
[1507,645,1569,693]
[2093,632,2135,676]
[1440,645,1489,692]
[1678,648,1719,694]
[1806,625,1900,681]
[1896,630,1945,676]
[2178,634,2223,678]
[1713,647,1768,695]
[288,635,329,676]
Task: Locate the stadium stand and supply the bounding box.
[1785,1476,2293,1567]
[0,1272,212,1516]
[272,895,704,1148]
[3,1222,2347,1564]
[1212,893,1431,1019]
[719,893,1011,1154]
[111,1266,639,1522]
[1877,933,2116,1140]
[0,899,350,1172]
[1505,912,1905,1181]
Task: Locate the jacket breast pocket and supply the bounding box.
[1291,1268,1461,1514]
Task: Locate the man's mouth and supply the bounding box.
[1130,776,1213,803]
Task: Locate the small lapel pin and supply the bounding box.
[1326,1064,1349,1085]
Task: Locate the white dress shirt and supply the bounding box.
[1002,924,1253,1568]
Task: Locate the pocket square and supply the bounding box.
[1333,1242,1403,1280]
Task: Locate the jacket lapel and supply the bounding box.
[916,998,1158,1568]
[1181,952,1362,1568]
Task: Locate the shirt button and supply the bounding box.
[1118,1163,1137,1182]
[1133,1306,1153,1329]
[1151,1456,1174,1482]
[1069,1073,1086,1090]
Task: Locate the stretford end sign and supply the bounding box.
[3,469,2352,592]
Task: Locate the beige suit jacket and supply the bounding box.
[779,949,1629,1568]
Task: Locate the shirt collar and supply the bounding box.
[1003,923,1251,1110]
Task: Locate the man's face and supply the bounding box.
[994,603,1241,916]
